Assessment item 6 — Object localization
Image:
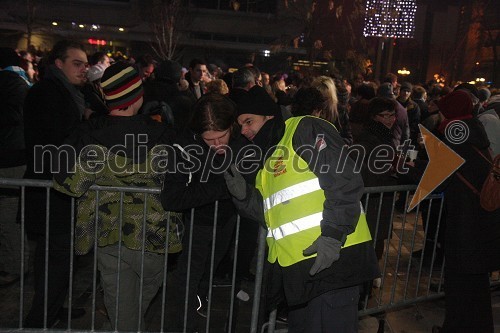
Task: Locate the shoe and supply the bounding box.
[0,271,20,287]
[58,307,86,321]
[196,295,208,318]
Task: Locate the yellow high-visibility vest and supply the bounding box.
[255,116,372,267]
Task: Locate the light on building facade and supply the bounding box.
[88,39,107,46]
[363,0,417,38]
[52,22,58,26]
[398,67,410,76]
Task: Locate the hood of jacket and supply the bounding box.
[72,114,175,164]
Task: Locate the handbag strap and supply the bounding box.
[471,146,493,166]
[455,171,481,196]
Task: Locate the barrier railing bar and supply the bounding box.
[205,201,219,333]
[159,211,171,333]
[19,186,26,329]
[228,215,241,333]
[137,193,148,331]
[91,190,100,331]
[67,197,76,329]
[183,209,195,333]
[43,187,50,329]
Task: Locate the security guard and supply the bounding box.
[225,86,379,333]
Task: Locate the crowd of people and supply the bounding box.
[1,40,499,333]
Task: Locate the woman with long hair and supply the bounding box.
[161,93,245,332]
[311,76,353,145]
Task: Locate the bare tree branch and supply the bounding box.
[145,0,183,61]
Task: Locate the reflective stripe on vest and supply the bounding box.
[267,212,323,240]
[256,116,372,267]
[267,202,367,241]
[263,178,321,212]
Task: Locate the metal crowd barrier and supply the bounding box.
[1,179,496,332]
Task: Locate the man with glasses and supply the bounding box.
[377,82,410,149]
[397,82,420,147]
[23,40,88,328]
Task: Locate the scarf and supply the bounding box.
[47,65,86,118]
[3,66,32,87]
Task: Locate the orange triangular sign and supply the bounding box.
[407,125,465,212]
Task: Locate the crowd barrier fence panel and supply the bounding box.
[1,179,497,333]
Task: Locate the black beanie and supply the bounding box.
[236,85,280,116]
[0,47,20,68]
[155,60,182,83]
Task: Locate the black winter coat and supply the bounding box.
[437,119,500,273]
[143,79,196,130]
[353,121,398,243]
[0,70,29,168]
[23,76,82,235]
[406,118,500,273]
[161,129,246,226]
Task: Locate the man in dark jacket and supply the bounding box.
[377,82,410,148]
[224,85,379,332]
[53,62,180,331]
[0,47,30,286]
[397,82,421,147]
[23,40,88,328]
[185,58,207,99]
[142,59,196,130]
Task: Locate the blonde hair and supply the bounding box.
[311,76,338,123]
[271,78,286,95]
[205,79,229,95]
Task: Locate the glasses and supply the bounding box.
[376,112,396,119]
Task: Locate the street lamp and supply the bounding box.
[398,67,411,76]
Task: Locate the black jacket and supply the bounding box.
[143,79,196,130]
[23,75,82,234]
[335,104,353,146]
[161,129,246,226]
[82,82,108,116]
[353,121,398,243]
[406,118,500,273]
[184,72,205,99]
[436,119,500,273]
[232,116,379,306]
[397,97,421,146]
[0,70,29,168]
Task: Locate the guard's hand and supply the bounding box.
[303,235,342,276]
[223,164,247,200]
